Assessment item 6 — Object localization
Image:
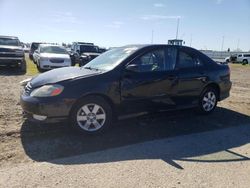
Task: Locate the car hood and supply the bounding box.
[30,67,101,88]
[0,45,23,52]
[40,53,70,59]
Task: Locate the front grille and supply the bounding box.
[0,48,15,53]
[89,55,98,59]
[24,82,32,95]
[0,53,23,58]
[49,58,64,63]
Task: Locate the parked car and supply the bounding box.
[237,53,250,65]
[70,42,101,66]
[33,44,71,72]
[225,54,237,63]
[29,42,42,60]
[22,43,30,53]
[20,44,231,134]
[0,35,26,71]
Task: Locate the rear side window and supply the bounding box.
[178,50,203,69]
[178,51,196,68]
[243,54,250,57]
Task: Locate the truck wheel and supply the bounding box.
[18,60,26,73]
[242,60,248,65]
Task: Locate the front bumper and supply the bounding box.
[40,60,71,70]
[0,57,24,66]
[20,94,75,123]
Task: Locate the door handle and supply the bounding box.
[168,75,178,80]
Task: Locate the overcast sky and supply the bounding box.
[0,0,249,51]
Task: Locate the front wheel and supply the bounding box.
[70,96,112,134]
[198,87,218,114]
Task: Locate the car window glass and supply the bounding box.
[238,54,242,57]
[178,51,197,68]
[165,47,177,70]
[135,49,165,72]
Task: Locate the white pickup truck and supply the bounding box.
[225,53,250,65]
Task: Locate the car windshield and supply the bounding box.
[80,45,99,53]
[83,47,138,71]
[41,46,67,54]
[0,38,20,46]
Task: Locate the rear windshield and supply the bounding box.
[31,43,40,50]
[41,46,68,54]
[80,45,99,53]
[0,38,21,46]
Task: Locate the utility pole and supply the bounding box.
[176,18,180,39]
[237,38,240,51]
[190,34,192,47]
[221,36,224,51]
[220,36,225,58]
[151,30,154,44]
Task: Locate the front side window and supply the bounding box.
[134,49,165,72]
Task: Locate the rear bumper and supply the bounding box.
[219,81,232,101]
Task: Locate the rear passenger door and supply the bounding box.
[176,48,207,106]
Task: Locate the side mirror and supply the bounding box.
[34,50,39,53]
[126,64,139,72]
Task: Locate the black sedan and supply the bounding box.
[20,45,232,134]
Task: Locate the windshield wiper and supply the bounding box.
[83,66,100,71]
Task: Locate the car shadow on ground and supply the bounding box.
[0,66,26,76]
[20,107,250,169]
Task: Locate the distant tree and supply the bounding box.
[62,43,66,47]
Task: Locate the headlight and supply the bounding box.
[30,85,64,97]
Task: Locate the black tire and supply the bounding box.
[36,60,44,72]
[18,60,26,73]
[242,60,248,65]
[70,96,112,134]
[197,87,218,114]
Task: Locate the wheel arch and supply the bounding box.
[69,93,116,118]
[202,82,221,99]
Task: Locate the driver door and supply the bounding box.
[120,47,179,114]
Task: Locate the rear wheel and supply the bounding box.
[242,59,248,65]
[198,87,218,114]
[70,96,112,134]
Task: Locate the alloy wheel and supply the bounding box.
[76,103,106,132]
[202,91,217,112]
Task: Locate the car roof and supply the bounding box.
[39,44,64,48]
[0,35,19,39]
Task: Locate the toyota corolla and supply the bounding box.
[20,45,231,134]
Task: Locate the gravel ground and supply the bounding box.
[0,64,250,187]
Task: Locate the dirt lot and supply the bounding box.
[0,62,250,169]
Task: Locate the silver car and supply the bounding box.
[33,44,71,72]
